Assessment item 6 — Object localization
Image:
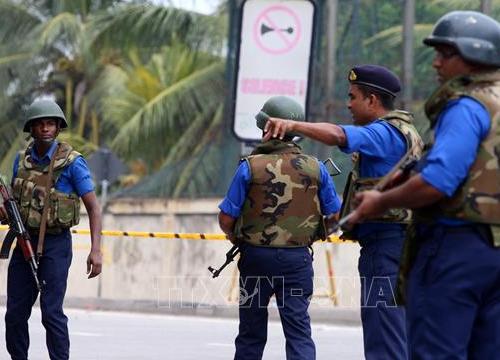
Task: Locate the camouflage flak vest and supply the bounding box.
[340,110,424,239]
[234,140,324,247]
[419,70,500,247]
[12,142,81,232]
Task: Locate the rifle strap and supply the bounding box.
[37,143,59,258]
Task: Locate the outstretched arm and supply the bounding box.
[263,118,347,146]
[81,191,102,279]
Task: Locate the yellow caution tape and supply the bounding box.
[0,225,353,244]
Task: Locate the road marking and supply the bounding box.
[71,331,102,337]
[207,343,234,348]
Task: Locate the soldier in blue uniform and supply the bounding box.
[218,96,341,360]
[2,99,102,360]
[264,66,423,360]
[349,11,500,359]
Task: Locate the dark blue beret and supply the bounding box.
[348,65,401,97]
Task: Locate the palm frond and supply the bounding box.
[363,24,434,47]
[109,61,225,161]
[0,53,33,66]
[0,133,27,178]
[87,62,128,118]
[427,0,500,18]
[172,104,224,197]
[0,0,41,43]
[428,0,479,9]
[96,43,217,133]
[58,131,98,157]
[38,12,83,53]
[0,121,20,157]
[89,4,212,52]
[160,111,212,167]
[111,128,240,199]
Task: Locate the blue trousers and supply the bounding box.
[359,229,408,360]
[407,224,500,360]
[5,230,73,360]
[235,243,315,360]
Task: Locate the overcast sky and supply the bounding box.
[150,0,221,14]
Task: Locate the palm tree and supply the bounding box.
[94,6,238,197]
[0,0,233,197]
[106,53,224,153]
[0,0,118,173]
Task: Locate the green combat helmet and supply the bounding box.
[255,96,305,137]
[423,11,500,67]
[24,99,68,132]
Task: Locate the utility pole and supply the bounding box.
[325,0,338,121]
[318,0,338,160]
[402,0,415,110]
[481,0,492,14]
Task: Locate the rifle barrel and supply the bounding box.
[0,178,42,291]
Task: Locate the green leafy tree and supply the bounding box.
[0,0,234,197]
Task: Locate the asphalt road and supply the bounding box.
[0,307,363,359]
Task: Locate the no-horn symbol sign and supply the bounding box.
[253,5,302,55]
[232,0,315,141]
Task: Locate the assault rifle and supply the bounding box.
[0,176,42,291]
[208,244,240,278]
[332,147,418,233]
